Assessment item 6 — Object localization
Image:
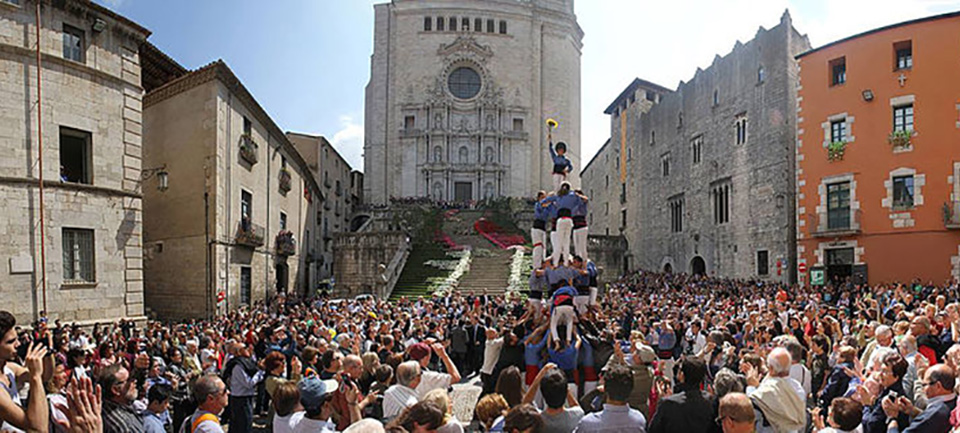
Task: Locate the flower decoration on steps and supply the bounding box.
[475,218,526,249]
[505,247,531,299]
[428,248,472,296]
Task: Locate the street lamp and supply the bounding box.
[141,165,169,192]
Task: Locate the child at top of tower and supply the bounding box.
[549,141,572,193]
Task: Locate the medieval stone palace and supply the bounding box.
[363,0,583,204]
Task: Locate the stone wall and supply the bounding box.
[0,0,148,324]
[364,0,582,204]
[332,231,409,298]
[143,63,321,320]
[583,12,810,282]
[630,12,808,282]
[587,235,628,283]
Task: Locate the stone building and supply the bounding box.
[584,11,809,282]
[364,0,583,204]
[288,133,362,284]
[0,0,149,323]
[349,170,364,228]
[141,59,322,320]
[583,79,671,242]
[795,12,960,285]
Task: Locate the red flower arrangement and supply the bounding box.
[434,230,462,250]
[474,218,525,249]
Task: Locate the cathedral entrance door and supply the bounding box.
[454,182,472,202]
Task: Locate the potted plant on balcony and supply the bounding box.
[888,129,913,149]
[827,140,846,162]
[278,167,292,193]
[239,134,258,164]
[275,230,296,256]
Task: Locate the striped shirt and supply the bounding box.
[102,399,144,433]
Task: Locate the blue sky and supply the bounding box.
[109,0,960,173]
[111,0,377,170]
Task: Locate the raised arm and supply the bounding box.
[0,343,48,432]
[431,343,461,384]
[522,363,556,405]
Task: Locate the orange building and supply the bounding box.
[796,12,960,287]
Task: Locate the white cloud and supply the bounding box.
[578,0,960,166]
[331,115,364,172]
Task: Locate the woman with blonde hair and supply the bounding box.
[422,388,464,433]
[360,351,380,394]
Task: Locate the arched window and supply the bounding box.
[484,146,495,163]
[433,146,443,163]
[432,182,444,200]
[458,146,469,164]
[483,182,495,199]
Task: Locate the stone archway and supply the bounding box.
[690,256,706,276]
[349,214,371,232]
[663,263,673,274]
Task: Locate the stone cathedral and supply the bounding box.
[364,0,583,204]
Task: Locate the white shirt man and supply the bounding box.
[747,348,806,433]
[382,361,422,420]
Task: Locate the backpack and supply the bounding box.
[179,413,219,433]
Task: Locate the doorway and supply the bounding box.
[454,182,472,202]
[276,262,289,295]
[240,266,252,305]
[663,263,673,274]
[825,247,854,286]
[690,256,706,276]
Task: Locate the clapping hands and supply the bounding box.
[54,376,103,433]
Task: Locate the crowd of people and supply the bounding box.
[1,269,959,433]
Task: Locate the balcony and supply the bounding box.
[943,201,960,229]
[278,168,292,193]
[239,134,259,165]
[236,219,265,247]
[275,230,296,256]
[812,209,862,238]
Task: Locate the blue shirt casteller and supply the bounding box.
[548,339,579,371]
[549,142,573,174]
[524,332,549,367]
[542,197,558,221]
[529,270,546,293]
[545,266,577,287]
[553,191,580,212]
[572,194,588,217]
[534,197,549,221]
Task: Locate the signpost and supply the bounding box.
[810,268,825,286]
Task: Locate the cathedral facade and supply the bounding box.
[364,0,583,204]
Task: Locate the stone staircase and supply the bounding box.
[440,209,514,295]
[388,207,525,301]
[458,248,513,294]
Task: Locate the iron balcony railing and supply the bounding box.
[236,219,265,247]
[812,208,862,237]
